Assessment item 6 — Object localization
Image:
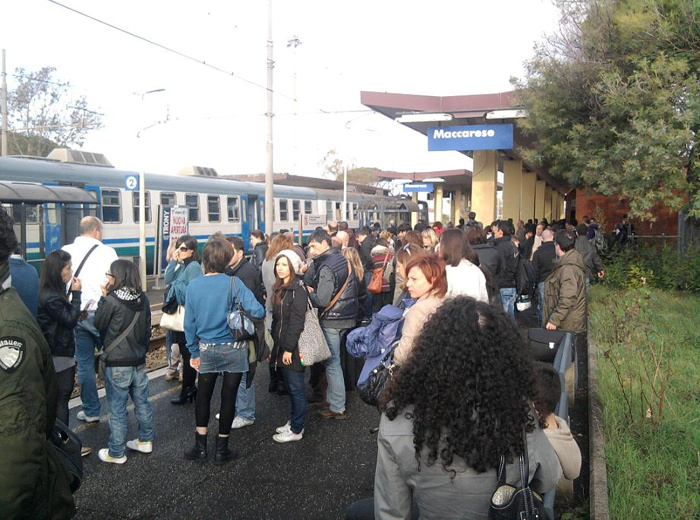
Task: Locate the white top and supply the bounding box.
[62,236,118,311]
[445,259,488,303]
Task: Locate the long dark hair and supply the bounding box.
[272,254,296,306]
[381,297,536,473]
[440,228,477,266]
[176,234,200,262]
[108,259,142,293]
[40,250,72,299]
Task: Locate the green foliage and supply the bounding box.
[589,287,700,517]
[514,0,700,220]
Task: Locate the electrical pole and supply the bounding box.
[264,0,274,234]
[1,49,8,156]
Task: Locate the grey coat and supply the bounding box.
[374,408,562,519]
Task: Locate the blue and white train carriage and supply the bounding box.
[0,153,415,272]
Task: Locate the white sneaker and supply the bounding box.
[231,416,255,429]
[98,448,127,464]
[77,411,100,423]
[275,421,291,434]
[126,439,153,454]
[273,430,303,443]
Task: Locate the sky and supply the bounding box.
[1,0,561,178]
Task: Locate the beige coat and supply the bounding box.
[393,292,444,366]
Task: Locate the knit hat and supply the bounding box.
[275,249,303,275]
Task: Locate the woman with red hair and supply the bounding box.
[393,255,447,366]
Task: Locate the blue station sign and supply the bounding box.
[427,124,514,151]
[403,183,434,193]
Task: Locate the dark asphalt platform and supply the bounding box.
[69,367,379,520]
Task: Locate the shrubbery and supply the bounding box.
[601,244,700,292]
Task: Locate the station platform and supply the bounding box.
[68,366,378,519]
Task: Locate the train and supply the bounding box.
[0,152,417,272]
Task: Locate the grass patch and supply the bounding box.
[589,286,700,519]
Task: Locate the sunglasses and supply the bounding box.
[178,246,190,252]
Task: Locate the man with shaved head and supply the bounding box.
[532,228,556,327]
[335,230,349,249]
[63,216,118,423]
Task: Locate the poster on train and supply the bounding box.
[169,207,189,241]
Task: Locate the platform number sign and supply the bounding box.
[124,174,139,191]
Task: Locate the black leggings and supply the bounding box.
[195,371,243,435]
[173,331,197,390]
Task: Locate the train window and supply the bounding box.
[102,189,121,223]
[208,195,221,222]
[186,194,200,222]
[326,201,333,220]
[304,200,312,215]
[279,200,288,221]
[227,196,240,222]
[352,203,358,220]
[161,192,176,207]
[132,191,152,223]
[25,204,39,224]
[335,202,342,220]
[292,200,300,221]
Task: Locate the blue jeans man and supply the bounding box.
[321,326,346,414]
[500,287,517,323]
[235,372,255,422]
[537,281,546,327]
[104,365,154,458]
[75,313,101,418]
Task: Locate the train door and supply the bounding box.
[42,203,61,253]
[240,194,250,251]
[258,196,268,234]
[248,195,259,231]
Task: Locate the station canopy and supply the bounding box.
[0,182,98,204]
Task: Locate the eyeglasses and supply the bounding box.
[178,246,190,252]
[105,272,113,278]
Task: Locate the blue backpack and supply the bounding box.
[346,304,404,384]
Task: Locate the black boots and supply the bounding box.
[184,432,207,461]
[171,386,197,405]
[214,435,238,465]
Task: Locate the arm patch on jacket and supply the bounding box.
[0,337,25,373]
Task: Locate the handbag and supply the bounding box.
[358,343,398,407]
[527,328,571,363]
[297,294,331,366]
[160,304,185,331]
[488,431,544,520]
[162,289,179,315]
[50,419,84,493]
[227,276,256,342]
[367,255,389,295]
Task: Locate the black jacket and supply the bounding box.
[251,243,268,269]
[532,241,557,284]
[37,288,82,358]
[94,291,151,367]
[271,279,307,371]
[494,236,519,289]
[226,258,265,305]
[359,235,376,273]
[472,243,501,281]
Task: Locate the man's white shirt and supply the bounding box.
[62,236,118,311]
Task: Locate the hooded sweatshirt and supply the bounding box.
[94,288,152,367]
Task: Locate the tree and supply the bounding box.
[319,148,381,185]
[514,0,700,220]
[6,67,103,156]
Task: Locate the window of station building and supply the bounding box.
[208,195,221,222]
[304,200,313,215]
[326,200,333,220]
[279,199,289,221]
[185,194,200,222]
[101,189,121,223]
[161,192,176,207]
[132,191,152,223]
[292,200,300,221]
[227,196,240,222]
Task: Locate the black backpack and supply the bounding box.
[516,256,536,298]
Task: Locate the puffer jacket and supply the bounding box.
[543,249,587,333]
[37,288,82,358]
[94,289,151,367]
[270,279,308,371]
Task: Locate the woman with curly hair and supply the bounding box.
[346,297,561,519]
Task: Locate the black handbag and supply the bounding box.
[50,419,84,493]
[227,276,256,342]
[488,431,544,520]
[527,328,570,363]
[162,290,178,315]
[358,345,398,407]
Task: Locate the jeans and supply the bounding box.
[56,365,76,427]
[104,365,155,458]
[537,282,545,327]
[321,326,346,413]
[500,287,517,323]
[281,368,307,434]
[363,272,374,319]
[235,372,256,421]
[75,313,101,417]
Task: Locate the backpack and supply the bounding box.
[516,256,536,298]
[593,228,607,254]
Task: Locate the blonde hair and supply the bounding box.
[421,227,439,248]
[342,247,364,280]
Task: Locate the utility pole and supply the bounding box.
[264,0,274,234]
[287,36,302,174]
[1,49,8,156]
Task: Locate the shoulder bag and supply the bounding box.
[50,419,84,493]
[358,342,399,407]
[160,299,185,331]
[367,255,388,295]
[297,288,331,366]
[98,310,142,375]
[321,259,353,316]
[227,276,256,341]
[488,430,544,520]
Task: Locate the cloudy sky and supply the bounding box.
[1,0,560,177]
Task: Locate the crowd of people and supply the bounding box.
[1,204,602,518]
